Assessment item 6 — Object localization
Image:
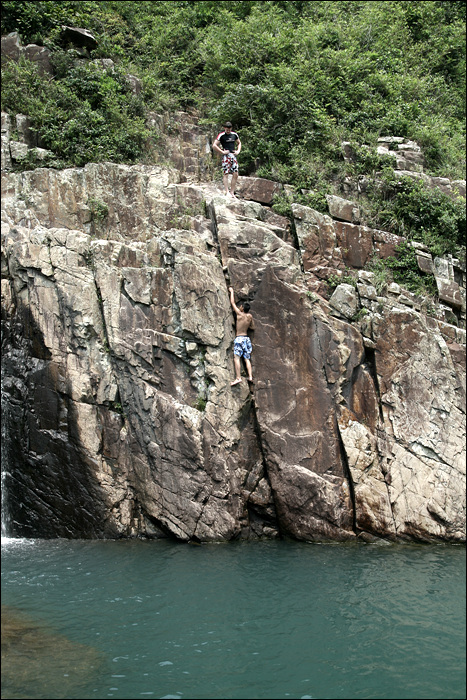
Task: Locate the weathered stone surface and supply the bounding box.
[371,311,465,540]
[1,32,53,75]
[326,195,361,224]
[372,229,406,259]
[436,278,464,310]
[416,253,434,275]
[126,74,142,95]
[292,203,343,281]
[1,153,465,543]
[235,177,283,205]
[22,44,53,75]
[377,138,424,172]
[1,32,21,63]
[451,180,466,197]
[1,112,12,171]
[338,414,395,537]
[9,141,29,161]
[292,203,423,281]
[60,26,98,52]
[378,136,405,144]
[334,221,373,268]
[147,111,215,183]
[16,114,38,148]
[1,169,281,541]
[341,142,357,162]
[329,283,359,319]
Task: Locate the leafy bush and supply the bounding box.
[366,170,466,258]
[367,242,438,297]
[327,270,358,293]
[1,53,148,167]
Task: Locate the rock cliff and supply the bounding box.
[1,113,465,543]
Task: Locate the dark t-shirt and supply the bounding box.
[216,131,239,152]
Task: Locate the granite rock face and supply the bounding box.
[1,158,465,542]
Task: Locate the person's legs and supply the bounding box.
[244,357,253,382]
[230,354,242,385]
[230,172,238,196]
[223,172,230,195]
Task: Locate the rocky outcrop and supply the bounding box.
[1,32,53,76]
[60,26,98,54]
[342,136,466,200]
[1,109,465,543]
[293,200,466,330]
[147,111,215,184]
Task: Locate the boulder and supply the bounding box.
[22,44,53,75]
[60,26,98,52]
[329,283,359,319]
[1,32,53,75]
[236,177,283,205]
[326,195,361,224]
[1,32,21,62]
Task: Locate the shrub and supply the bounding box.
[366,171,466,258]
[327,270,358,292]
[367,242,438,297]
[1,54,149,167]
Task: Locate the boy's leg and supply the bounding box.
[230,172,238,195]
[231,354,242,385]
[223,173,230,195]
[244,357,253,381]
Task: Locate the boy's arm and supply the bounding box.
[213,138,227,155]
[229,287,241,315]
[234,137,241,155]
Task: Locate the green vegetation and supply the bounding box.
[109,400,124,415]
[366,169,465,255]
[193,395,207,412]
[366,241,438,297]
[327,270,358,293]
[1,51,148,167]
[2,1,465,263]
[88,197,109,222]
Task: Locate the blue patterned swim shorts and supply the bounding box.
[234,336,252,359]
[222,152,238,174]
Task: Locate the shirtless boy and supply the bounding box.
[229,286,254,386]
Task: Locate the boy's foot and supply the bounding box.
[247,377,254,383]
[230,378,242,386]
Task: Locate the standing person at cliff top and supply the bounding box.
[229,286,254,386]
[213,122,241,198]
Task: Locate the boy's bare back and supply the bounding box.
[235,311,254,336]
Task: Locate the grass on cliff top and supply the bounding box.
[1,0,466,261]
[2,1,465,176]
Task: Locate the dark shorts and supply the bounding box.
[234,336,252,359]
[222,153,238,174]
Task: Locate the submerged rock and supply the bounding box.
[1,605,106,699]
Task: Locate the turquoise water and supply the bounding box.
[1,537,465,700]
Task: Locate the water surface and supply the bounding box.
[1,538,465,699]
